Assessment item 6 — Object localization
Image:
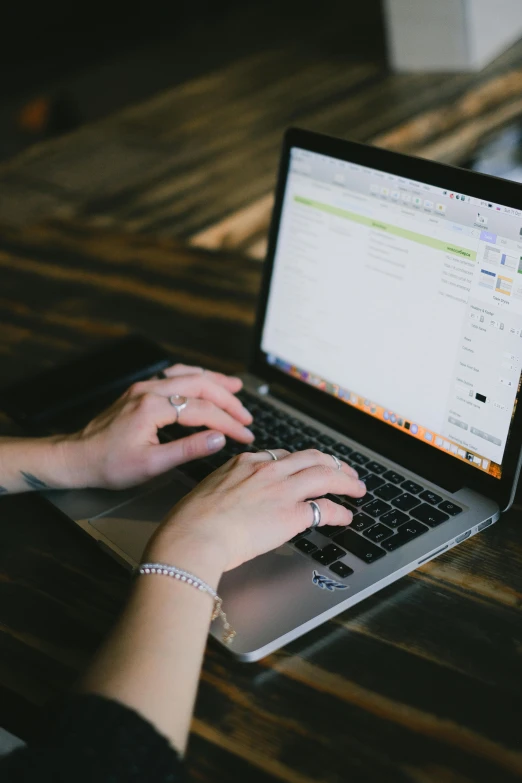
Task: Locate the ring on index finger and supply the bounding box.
[168,394,189,423]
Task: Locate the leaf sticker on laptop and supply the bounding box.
[312,570,349,591]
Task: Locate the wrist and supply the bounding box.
[143,530,226,591]
[50,433,97,490]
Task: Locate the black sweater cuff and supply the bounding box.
[1,693,184,782]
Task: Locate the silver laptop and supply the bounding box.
[45,128,522,661]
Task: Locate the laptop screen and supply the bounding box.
[261,146,522,480]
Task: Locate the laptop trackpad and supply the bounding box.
[88,479,191,564]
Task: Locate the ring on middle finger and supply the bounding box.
[308,500,322,528]
[330,454,342,471]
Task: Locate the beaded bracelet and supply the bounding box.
[138,563,236,644]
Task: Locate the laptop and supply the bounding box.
[42,127,522,661]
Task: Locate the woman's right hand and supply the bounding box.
[145,449,366,574]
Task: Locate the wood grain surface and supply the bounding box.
[1,32,522,262]
[0,220,521,783]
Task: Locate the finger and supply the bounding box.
[286,464,366,500]
[269,448,358,478]
[178,398,254,442]
[247,448,290,463]
[130,374,252,425]
[299,497,353,529]
[145,430,227,476]
[162,364,243,393]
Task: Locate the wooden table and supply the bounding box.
[0,219,521,783]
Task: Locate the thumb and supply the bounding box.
[147,430,226,476]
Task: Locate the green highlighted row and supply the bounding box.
[294,196,477,261]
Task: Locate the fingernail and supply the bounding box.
[358,480,366,491]
[207,433,226,451]
[244,428,255,440]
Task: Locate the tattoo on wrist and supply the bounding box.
[0,486,8,495]
[20,472,51,491]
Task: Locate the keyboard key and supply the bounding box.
[364,523,394,543]
[392,493,422,512]
[345,492,374,509]
[320,524,348,538]
[329,561,354,578]
[351,513,374,532]
[364,474,385,492]
[273,424,291,438]
[374,483,402,501]
[438,501,462,516]
[302,440,320,450]
[304,426,319,437]
[312,544,346,566]
[383,470,405,484]
[402,480,424,495]
[363,499,392,517]
[380,509,409,528]
[289,529,310,543]
[318,434,336,447]
[366,461,386,474]
[292,440,309,451]
[334,529,386,563]
[419,490,443,506]
[294,538,318,554]
[351,452,369,465]
[382,520,429,551]
[410,504,449,527]
[353,466,369,480]
[334,443,353,456]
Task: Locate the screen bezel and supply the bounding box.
[250,127,522,510]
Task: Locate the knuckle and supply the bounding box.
[236,452,253,466]
[182,437,200,461]
[321,498,336,514]
[137,392,155,411]
[306,448,323,460]
[251,459,278,477]
[314,464,333,479]
[128,381,146,397]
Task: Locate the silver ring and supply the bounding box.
[168,394,189,423]
[308,500,322,528]
[330,454,342,471]
[263,449,278,461]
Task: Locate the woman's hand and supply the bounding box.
[145,449,365,574]
[67,364,254,490]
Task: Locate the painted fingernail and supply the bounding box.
[358,480,366,491]
[207,433,226,451]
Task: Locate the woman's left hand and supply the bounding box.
[65,363,254,490]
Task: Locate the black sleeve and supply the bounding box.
[0,694,184,783]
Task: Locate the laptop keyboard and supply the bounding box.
[175,390,463,577]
